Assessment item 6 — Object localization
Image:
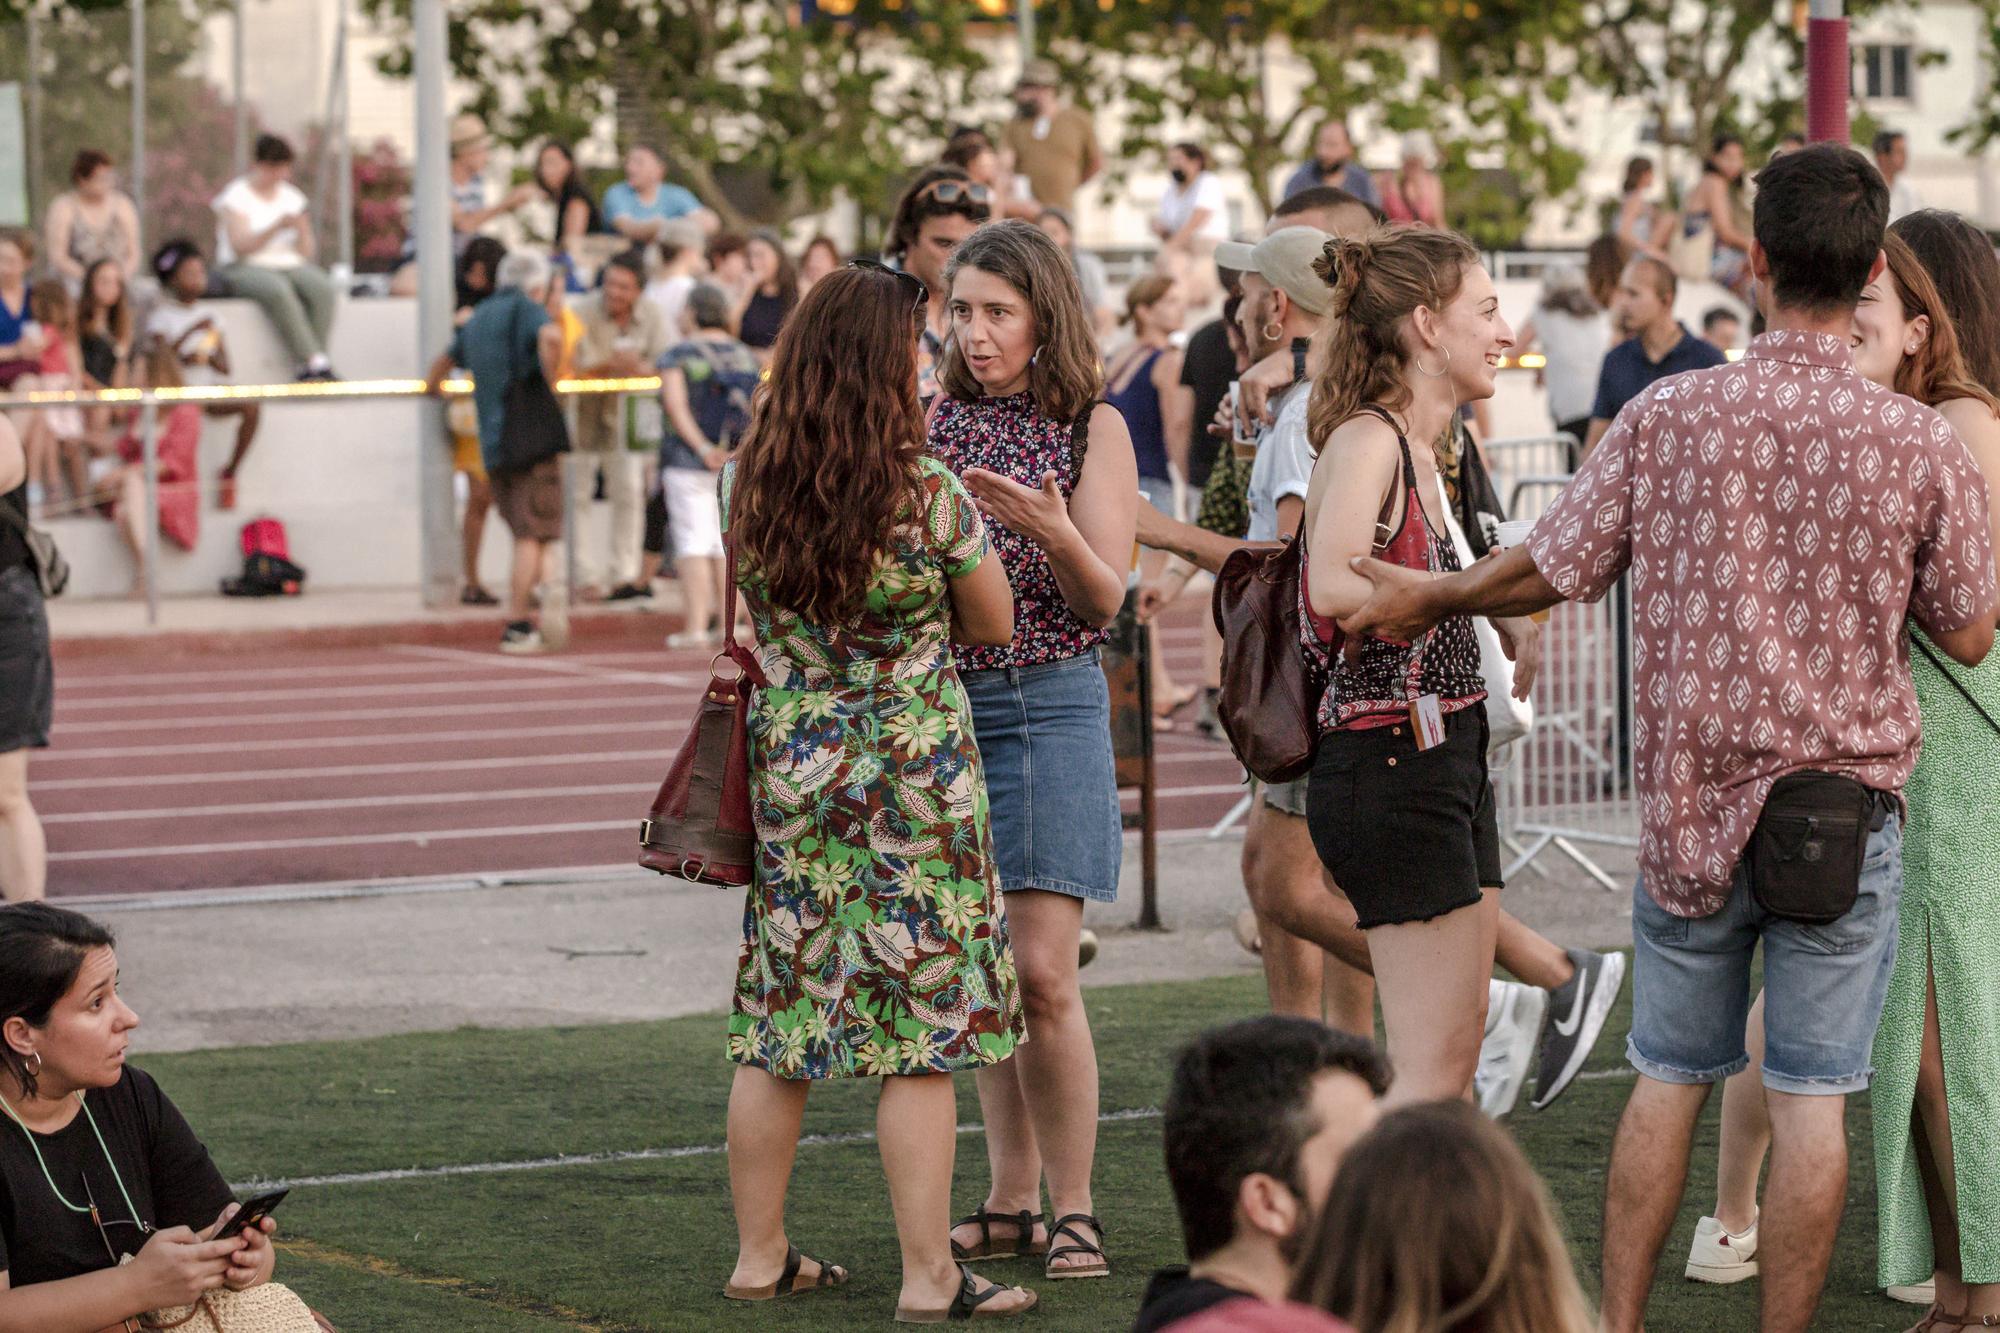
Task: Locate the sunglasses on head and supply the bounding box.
[916,179,993,209]
[848,258,929,317]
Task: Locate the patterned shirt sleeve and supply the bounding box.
[926,462,988,578]
[1528,394,1639,604]
[1909,411,1999,634]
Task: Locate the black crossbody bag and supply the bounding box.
[1746,771,1892,925]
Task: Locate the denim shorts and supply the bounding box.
[1627,817,1905,1095]
[961,650,1122,903]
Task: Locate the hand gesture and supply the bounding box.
[1204,395,1235,442]
[1136,580,1176,622]
[961,467,1072,547]
[125,1226,239,1309]
[1491,615,1542,700]
[1338,556,1441,654]
[205,1203,277,1291]
[1240,346,1295,429]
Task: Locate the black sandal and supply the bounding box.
[722,1243,848,1301]
[895,1263,1037,1323]
[949,1208,1047,1261]
[1045,1212,1109,1280]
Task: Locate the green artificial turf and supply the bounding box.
[141,969,1917,1330]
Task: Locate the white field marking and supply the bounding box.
[231,1108,1165,1192]
[41,783,656,824]
[46,819,635,862]
[31,749,671,792]
[36,720,662,762]
[387,643,698,687]
[47,782,1247,858]
[53,673,670,712]
[55,659,485,692]
[52,693,678,736]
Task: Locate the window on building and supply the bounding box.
[1859,43,1914,102]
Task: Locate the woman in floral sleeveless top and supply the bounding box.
[1298,227,1538,1107]
[928,221,1138,1283]
[720,265,1036,1324]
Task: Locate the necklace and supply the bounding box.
[0,1088,151,1232]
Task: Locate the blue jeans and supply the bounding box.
[1627,818,1905,1095]
[961,650,1122,903]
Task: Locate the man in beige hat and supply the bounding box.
[1000,59,1101,215]
[450,113,536,246]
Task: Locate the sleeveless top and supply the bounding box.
[928,392,1109,671]
[1300,407,1485,731]
[1104,345,1170,481]
[64,195,130,271]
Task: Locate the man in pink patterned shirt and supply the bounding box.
[1341,145,1997,1331]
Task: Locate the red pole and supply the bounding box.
[1805,0,1848,144]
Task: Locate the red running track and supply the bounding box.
[39,614,1247,899]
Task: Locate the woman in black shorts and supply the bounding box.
[0,416,46,902]
[1298,226,1536,1105]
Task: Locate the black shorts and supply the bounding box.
[1305,703,1500,930]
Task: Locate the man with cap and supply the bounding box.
[450,114,538,249]
[1000,59,1102,215]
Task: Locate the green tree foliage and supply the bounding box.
[359,0,994,231]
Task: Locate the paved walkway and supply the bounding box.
[105,833,1637,1054]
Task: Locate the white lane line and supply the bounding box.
[388,644,693,686]
[49,782,1247,861]
[52,693,682,736]
[232,1108,1165,1192]
[42,783,655,824]
[31,749,671,792]
[55,659,482,692]
[48,819,635,862]
[38,720,668,762]
[53,674,671,711]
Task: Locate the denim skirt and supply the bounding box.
[0,565,51,753]
[961,649,1122,903]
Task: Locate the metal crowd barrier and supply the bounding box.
[1482,431,1638,891]
[0,374,663,627]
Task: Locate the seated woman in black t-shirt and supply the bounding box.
[0,904,281,1332]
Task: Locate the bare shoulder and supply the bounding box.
[1087,400,1133,448]
[1319,409,1402,467]
[1938,395,2000,445]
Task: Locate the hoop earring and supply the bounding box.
[1030,344,1045,368]
[23,1052,40,1078]
[1414,346,1451,378]
[1261,321,1285,344]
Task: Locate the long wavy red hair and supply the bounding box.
[729,266,927,623]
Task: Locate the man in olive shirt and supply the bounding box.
[1001,60,1102,215]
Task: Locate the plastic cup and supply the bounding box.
[1495,518,1536,548]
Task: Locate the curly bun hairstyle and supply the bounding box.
[1306,226,1480,457]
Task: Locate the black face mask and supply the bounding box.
[1316,155,1344,173]
[1015,97,1040,118]
[1169,167,1189,186]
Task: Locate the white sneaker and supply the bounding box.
[1474,980,1547,1118]
[1886,1279,1936,1305]
[1685,1214,1759,1284]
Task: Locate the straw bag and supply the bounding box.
[1668,217,1715,284]
[638,538,768,886]
[135,1284,333,1332]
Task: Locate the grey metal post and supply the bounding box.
[130,0,145,259]
[1016,0,1035,65]
[333,0,354,272]
[231,0,247,174]
[140,400,158,627]
[412,0,457,607]
[24,8,40,221]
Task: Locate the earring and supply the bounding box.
[1414,346,1452,378]
[1261,320,1285,344]
[24,1052,40,1078]
[1030,344,1044,368]
[1905,342,1919,355]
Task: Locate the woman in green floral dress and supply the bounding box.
[716,265,1035,1324]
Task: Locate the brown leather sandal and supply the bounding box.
[1044,1212,1110,1280]
[949,1208,1048,1261]
[894,1263,1038,1323]
[722,1244,849,1301]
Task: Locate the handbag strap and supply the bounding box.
[1913,634,2000,739]
[723,536,740,654]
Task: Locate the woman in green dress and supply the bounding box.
[1868,217,2000,1331]
[719,264,1036,1324]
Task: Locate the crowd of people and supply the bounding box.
[0,61,1995,1333]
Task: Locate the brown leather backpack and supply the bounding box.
[1211,513,1325,783]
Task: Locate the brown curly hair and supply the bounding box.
[1306,226,1480,457]
[728,266,928,623]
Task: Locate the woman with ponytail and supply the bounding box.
[1298,227,1536,1105]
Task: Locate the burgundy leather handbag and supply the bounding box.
[638,541,769,886]
[1211,513,1326,784]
